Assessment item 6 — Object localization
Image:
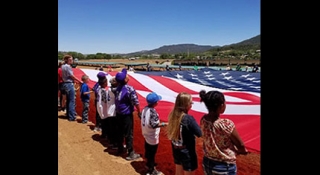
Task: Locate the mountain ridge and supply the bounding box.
[122,34,260,56]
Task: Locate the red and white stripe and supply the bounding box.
[73,68,261,153]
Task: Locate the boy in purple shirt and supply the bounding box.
[114,68,142,161]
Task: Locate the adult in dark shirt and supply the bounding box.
[166,92,202,175]
[165,65,170,71]
[252,64,259,72]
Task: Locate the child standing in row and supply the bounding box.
[199,90,248,175]
[96,78,109,139]
[166,92,202,175]
[141,92,168,175]
[105,77,118,147]
[80,75,93,123]
[92,72,108,132]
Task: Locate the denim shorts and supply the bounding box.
[59,83,66,94]
[171,144,198,171]
[202,156,236,175]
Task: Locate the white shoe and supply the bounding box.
[93,127,100,132]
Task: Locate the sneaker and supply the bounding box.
[125,151,141,161]
[146,168,162,175]
[93,127,100,132]
[68,118,76,122]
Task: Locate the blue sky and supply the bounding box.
[58,0,260,54]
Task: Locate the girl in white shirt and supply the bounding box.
[106,77,118,147]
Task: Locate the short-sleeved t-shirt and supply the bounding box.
[58,68,63,83]
[107,87,116,117]
[115,84,139,115]
[80,83,90,102]
[200,117,237,164]
[61,64,74,83]
[171,114,202,151]
[141,106,160,145]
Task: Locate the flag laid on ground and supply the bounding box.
[73,68,260,153]
[138,68,260,93]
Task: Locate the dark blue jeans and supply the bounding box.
[62,83,76,121]
[202,156,237,175]
[82,101,89,123]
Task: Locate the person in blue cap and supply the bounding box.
[141,92,168,175]
[114,68,142,161]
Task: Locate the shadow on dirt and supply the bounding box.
[90,130,147,174]
[130,161,148,175]
[91,134,109,148]
[58,114,68,120]
[58,114,83,123]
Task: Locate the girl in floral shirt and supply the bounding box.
[199,90,248,175]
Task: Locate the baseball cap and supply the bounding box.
[115,68,127,83]
[146,92,162,105]
[97,72,108,79]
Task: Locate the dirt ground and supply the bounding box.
[58,59,260,175]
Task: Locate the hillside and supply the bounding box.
[230,35,260,46]
[124,44,219,56]
[123,35,260,56]
[58,34,260,59]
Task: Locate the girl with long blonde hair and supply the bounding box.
[166,92,202,175]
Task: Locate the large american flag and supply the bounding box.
[73,68,260,153]
[138,68,260,93]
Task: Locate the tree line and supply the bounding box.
[58,43,260,61]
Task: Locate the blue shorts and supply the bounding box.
[59,83,66,95]
[171,144,198,171]
[202,156,237,175]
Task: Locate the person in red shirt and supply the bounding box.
[107,65,113,72]
[58,62,66,112]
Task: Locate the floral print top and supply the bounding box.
[200,117,237,164]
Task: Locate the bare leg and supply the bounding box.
[184,170,196,175]
[175,164,184,175]
[61,95,66,109]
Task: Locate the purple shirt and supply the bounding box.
[115,84,139,115]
